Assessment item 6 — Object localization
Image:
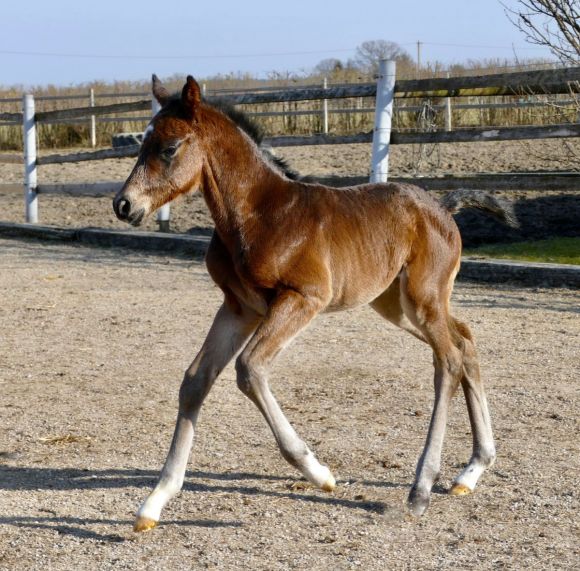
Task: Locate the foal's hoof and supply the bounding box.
[449,482,473,496]
[320,473,336,493]
[407,487,430,517]
[133,516,158,532]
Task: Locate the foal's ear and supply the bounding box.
[152,74,170,106]
[181,75,202,121]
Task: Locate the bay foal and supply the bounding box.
[114,76,496,531]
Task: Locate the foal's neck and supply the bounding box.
[199,107,288,248]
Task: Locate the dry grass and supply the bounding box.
[0,60,577,150]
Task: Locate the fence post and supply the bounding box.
[89,88,97,148]
[444,72,452,132]
[23,94,38,223]
[322,77,329,134]
[370,59,396,183]
[152,98,171,232]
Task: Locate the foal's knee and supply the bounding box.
[235,354,264,397]
[179,364,216,410]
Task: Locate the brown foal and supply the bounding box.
[113,75,496,531]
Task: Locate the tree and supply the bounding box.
[504,0,580,64]
[314,58,344,75]
[353,40,413,75]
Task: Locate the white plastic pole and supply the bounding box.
[153,98,171,231]
[322,77,329,134]
[23,94,38,223]
[370,60,396,183]
[89,88,97,148]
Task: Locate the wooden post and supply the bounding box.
[370,60,396,183]
[322,77,329,134]
[153,98,170,232]
[89,88,97,148]
[444,72,452,132]
[23,94,38,223]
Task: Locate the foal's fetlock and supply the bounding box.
[480,446,496,468]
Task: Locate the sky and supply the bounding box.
[0,0,555,88]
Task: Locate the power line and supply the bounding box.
[0,42,552,62]
[0,48,356,61]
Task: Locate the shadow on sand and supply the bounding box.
[0,466,409,540]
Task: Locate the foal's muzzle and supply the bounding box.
[113,194,145,226]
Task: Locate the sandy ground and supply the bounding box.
[0,238,579,570]
[0,138,578,233]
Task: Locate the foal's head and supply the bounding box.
[113,75,299,226]
[113,75,205,226]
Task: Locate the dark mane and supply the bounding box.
[209,99,300,181]
[160,93,300,181]
[210,99,264,144]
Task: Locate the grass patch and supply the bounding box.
[463,237,580,265]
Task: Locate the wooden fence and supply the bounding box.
[1,64,579,225]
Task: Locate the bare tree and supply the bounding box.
[504,0,580,64]
[314,58,344,75]
[353,40,413,75]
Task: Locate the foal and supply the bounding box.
[114,75,496,531]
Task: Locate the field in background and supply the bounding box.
[464,237,580,265]
[1,59,578,150]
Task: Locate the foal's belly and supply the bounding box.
[325,263,402,312]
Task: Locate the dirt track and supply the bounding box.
[0,238,578,570]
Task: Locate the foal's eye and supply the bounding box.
[161,146,178,161]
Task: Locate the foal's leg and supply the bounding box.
[134,302,260,531]
[235,290,336,491]
[399,270,464,517]
[372,278,495,512]
[449,320,496,495]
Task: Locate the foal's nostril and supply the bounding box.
[114,197,132,220]
[119,199,131,217]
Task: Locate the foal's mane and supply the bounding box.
[161,93,300,181]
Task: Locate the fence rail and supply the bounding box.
[2,63,579,226]
[37,145,140,165]
[2,97,579,129]
[3,171,579,197]
[0,153,22,164]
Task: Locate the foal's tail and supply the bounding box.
[440,189,518,227]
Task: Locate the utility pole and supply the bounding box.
[416,41,422,78]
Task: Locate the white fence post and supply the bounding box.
[322,77,329,134]
[23,94,38,223]
[444,72,452,132]
[370,59,396,183]
[152,98,171,232]
[89,88,97,148]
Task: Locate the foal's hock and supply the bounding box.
[113,75,496,532]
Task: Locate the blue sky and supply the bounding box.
[0,0,554,87]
